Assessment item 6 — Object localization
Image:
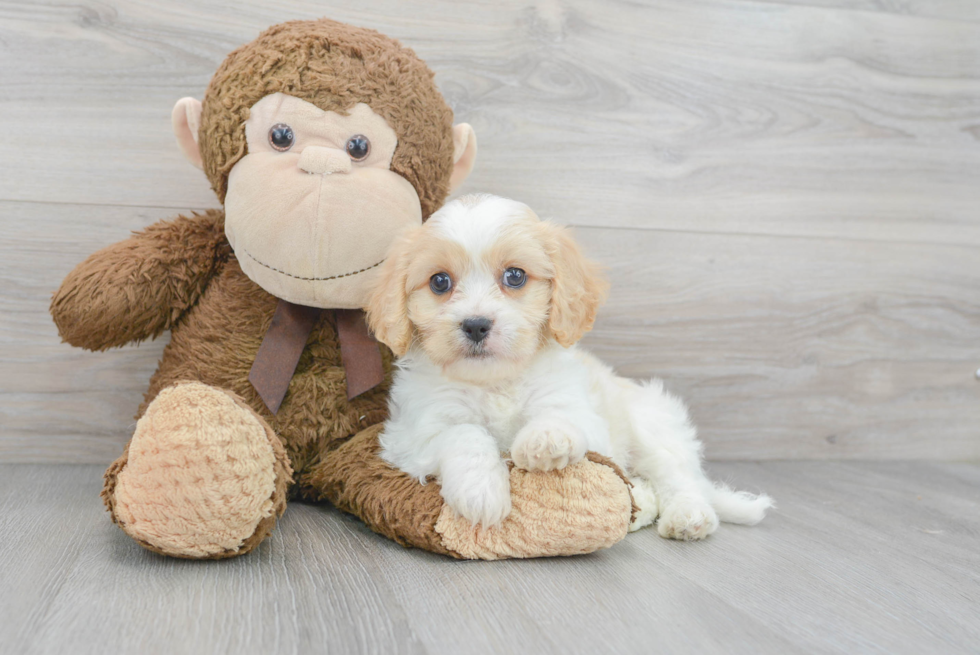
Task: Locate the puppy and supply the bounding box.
[366,194,773,540]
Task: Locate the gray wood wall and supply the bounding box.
[2,0,978,463]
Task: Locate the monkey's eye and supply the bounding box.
[346,134,371,161]
[269,124,294,151]
[429,272,452,295]
[502,267,527,289]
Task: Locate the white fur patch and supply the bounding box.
[378,195,773,537]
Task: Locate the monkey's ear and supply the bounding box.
[172,97,204,170]
[449,123,477,193]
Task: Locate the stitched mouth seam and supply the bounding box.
[241,248,384,281]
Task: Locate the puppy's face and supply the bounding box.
[368,195,607,383]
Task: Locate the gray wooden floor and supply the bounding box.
[2,461,978,654]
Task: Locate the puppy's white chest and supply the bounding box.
[478,387,528,449]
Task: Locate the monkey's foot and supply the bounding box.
[436,454,635,559]
[311,425,635,560]
[103,382,292,559]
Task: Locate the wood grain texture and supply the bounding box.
[1,0,978,243]
[1,201,176,462]
[580,225,980,459]
[1,0,979,462]
[1,462,978,654]
[4,199,977,461]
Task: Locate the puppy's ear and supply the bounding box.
[366,228,418,356]
[542,222,609,347]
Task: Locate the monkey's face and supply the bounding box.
[223,93,423,308]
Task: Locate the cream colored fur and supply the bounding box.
[172,97,203,170]
[224,94,422,309]
[449,124,477,193]
[170,92,478,311]
[434,458,632,559]
[368,195,774,540]
[113,382,278,558]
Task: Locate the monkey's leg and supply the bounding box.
[102,382,292,559]
[306,425,635,560]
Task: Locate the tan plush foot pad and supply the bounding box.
[313,425,635,560]
[435,454,635,560]
[104,382,291,559]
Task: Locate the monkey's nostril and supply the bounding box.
[461,317,493,343]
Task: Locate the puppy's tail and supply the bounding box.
[710,483,774,525]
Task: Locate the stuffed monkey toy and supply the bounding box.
[51,19,634,560]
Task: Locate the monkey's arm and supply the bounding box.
[308,424,635,560]
[51,209,230,351]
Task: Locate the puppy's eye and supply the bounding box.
[346,134,371,161]
[430,272,452,295]
[502,267,527,289]
[269,123,294,151]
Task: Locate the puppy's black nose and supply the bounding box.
[461,317,493,343]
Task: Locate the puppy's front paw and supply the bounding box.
[657,497,719,541]
[511,419,587,472]
[440,461,512,528]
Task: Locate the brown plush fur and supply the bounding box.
[97,212,396,479]
[308,427,637,559]
[199,18,455,219]
[61,210,397,543]
[50,211,230,351]
[52,19,633,560]
[309,424,461,557]
[60,211,633,559]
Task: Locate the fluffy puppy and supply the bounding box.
[367,194,773,539]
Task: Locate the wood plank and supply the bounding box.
[346,510,806,654]
[0,465,426,655]
[3,201,978,462]
[579,226,980,460]
[0,0,977,245]
[0,464,107,653]
[680,461,980,652]
[754,0,980,22]
[0,201,177,462]
[1,462,978,653]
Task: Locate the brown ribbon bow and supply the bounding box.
[248,299,384,415]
